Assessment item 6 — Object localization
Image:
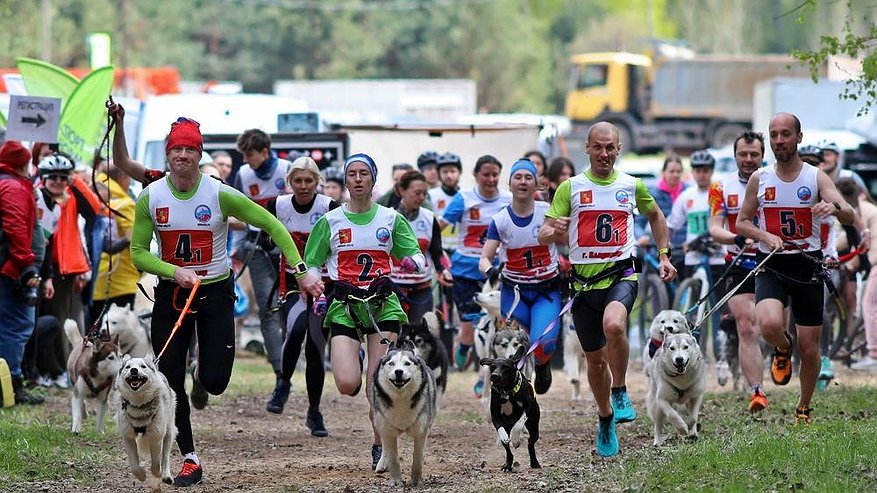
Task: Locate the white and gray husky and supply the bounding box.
[369,341,437,487]
[114,355,177,484]
[646,332,706,446]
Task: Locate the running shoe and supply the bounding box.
[611,389,637,423]
[819,355,834,379]
[266,378,291,414]
[716,361,731,387]
[189,363,208,410]
[795,406,813,425]
[770,334,793,386]
[371,444,383,471]
[595,414,619,457]
[306,408,329,437]
[454,344,471,370]
[748,388,768,413]
[473,377,484,398]
[173,459,203,487]
[534,363,552,395]
[850,355,877,371]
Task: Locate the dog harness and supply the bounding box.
[121,397,158,435]
[494,371,525,400]
[78,368,113,397]
[330,277,401,344]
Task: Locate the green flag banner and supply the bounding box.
[58,66,115,165]
[16,58,80,110]
[0,110,6,128]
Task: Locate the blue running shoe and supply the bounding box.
[611,389,637,423]
[596,415,619,457]
[454,344,471,370]
[473,377,484,398]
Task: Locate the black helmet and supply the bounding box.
[689,150,715,168]
[37,152,75,175]
[798,145,824,162]
[436,152,462,171]
[417,151,439,170]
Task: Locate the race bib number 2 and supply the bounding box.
[576,210,627,247]
[338,250,391,285]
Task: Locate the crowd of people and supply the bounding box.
[2,109,876,486]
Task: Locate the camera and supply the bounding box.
[18,268,40,306]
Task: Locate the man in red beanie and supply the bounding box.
[0,140,47,405]
[126,115,324,486]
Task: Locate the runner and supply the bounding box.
[439,155,512,376]
[539,121,676,457]
[390,170,453,324]
[479,159,560,394]
[264,157,339,435]
[736,113,858,425]
[302,153,425,471]
[130,117,323,486]
[417,151,440,189]
[708,130,768,412]
[428,152,462,254]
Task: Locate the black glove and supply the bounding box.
[484,266,500,285]
[103,235,131,254]
[17,265,40,306]
[256,233,276,251]
[733,234,748,249]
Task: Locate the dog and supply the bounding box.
[481,321,533,403]
[646,332,706,446]
[643,309,690,377]
[101,303,153,358]
[369,341,437,487]
[398,312,448,401]
[472,278,502,370]
[64,320,123,434]
[114,356,177,484]
[561,312,587,401]
[480,347,541,471]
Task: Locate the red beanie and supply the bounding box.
[0,140,33,170]
[165,117,203,154]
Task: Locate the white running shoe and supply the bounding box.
[850,355,877,371]
[53,372,70,389]
[716,361,731,386]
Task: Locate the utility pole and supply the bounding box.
[41,0,52,61]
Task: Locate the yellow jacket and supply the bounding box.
[93,173,140,300]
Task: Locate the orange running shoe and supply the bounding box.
[770,334,793,386]
[795,406,813,425]
[749,388,768,413]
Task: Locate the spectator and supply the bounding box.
[210,150,233,181]
[0,140,46,405]
[637,155,688,269]
[417,151,440,189]
[377,163,413,209]
[321,166,346,203]
[546,156,576,202]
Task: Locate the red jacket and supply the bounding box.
[0,163,37,280]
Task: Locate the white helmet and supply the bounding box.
[37,153,75,175]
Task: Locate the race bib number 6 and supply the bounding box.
[763,207,812,240]
[576,210,627,247]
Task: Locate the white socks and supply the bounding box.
[184,452,200,465]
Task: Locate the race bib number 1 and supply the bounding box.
[576,210,627,247]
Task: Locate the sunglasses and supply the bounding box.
[45,174,70,182]
[171,117,201,128]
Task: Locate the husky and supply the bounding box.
[643,310,690,379]
[646,332,706,446]
[64,320,123,434]
[472,278,502,370]
[398,312,448,401]
[369,341,437,487]
[561,312,587,400]
[480,347,541,471]
[100,303,153,358]
[114,356,177,484]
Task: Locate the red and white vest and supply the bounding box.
[757,164,820,253]
[148,175,229,279]
[567,172,637,264]
[493,202,558,283]
[325,205,398,288]
[391,207,435,285]
[717,173,752,255]
[454,187,512,258]
[238,159,291,232]
[429,187,458,251]
[275,194,332,273]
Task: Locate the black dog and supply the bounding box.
[398,312,449,397]
[479,347,540,471]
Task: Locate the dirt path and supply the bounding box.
[22,356,877,493]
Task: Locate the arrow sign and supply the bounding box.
[7,95,61,143]
[21,114,47,127]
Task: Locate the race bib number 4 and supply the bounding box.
[576,210,627,247]
[763,207,812,240]
[463,224,488,248]
[160,230,213,266]
[338,250,391,285]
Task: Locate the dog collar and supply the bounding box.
[496,371,523,399]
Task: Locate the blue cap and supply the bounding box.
[509,158,538,180]
[344,153,378,182]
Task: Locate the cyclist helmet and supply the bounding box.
[798,145,823,162]
[819,141,840,155]
[436,152,462,171]
[417,151,439,170]
[37,152,75,175]
[321,166,345,187]
[689,150,715,168]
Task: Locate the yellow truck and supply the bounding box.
[564,52,818,153]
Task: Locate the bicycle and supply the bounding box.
[629,245,672,356]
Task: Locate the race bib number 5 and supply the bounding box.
[160,230,213,266]
[576,210,627,247]
[763,207,812,240]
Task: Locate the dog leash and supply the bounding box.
[684,247,751,315]
[154,280,201,365]
[692,246,780,336]
[516,294,577,370]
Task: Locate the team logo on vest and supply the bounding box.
[438,199,446,209]
[156,207,169,225]
[275,178,286,190]
[728,194,738,208]
[249,184,260,196]
[686,199,694,208]
[797,186,812,202]
[470,207,480,220]
[615,190,629,205]
[416,220,428,232]
[580,190,593,205]
[376,227,391,244]
[310,212,321,225]
[194,205,212,224]
[339,228,352,245]
[765,187,776,202]
[36,208,43,220]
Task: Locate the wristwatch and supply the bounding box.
[292,262,308,275]
[832,201,842,212]
[657,246,671,257]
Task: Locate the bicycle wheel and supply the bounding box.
[673,278,704,340]
[824,294,849,359]
[636,273,669,348]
